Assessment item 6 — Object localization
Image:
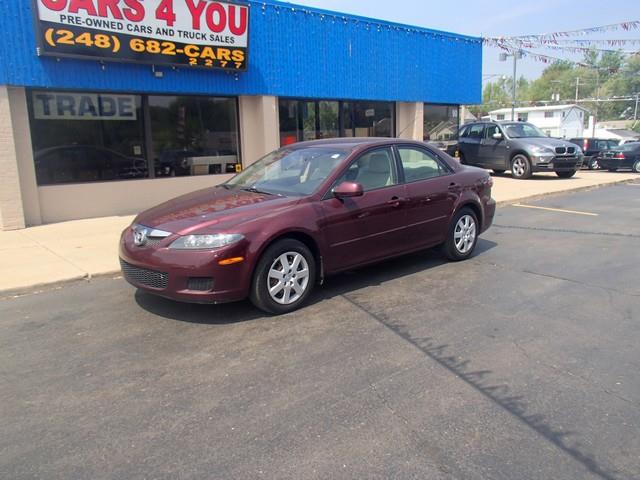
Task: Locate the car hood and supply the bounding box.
[514,137,579,151]
[134,186,301,235]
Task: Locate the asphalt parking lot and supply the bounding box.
[1,180,639,480]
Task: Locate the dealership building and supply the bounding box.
[0,0,481,231]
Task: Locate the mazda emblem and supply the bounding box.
[133,228,149,247]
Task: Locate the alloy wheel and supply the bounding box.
[454,215,477,254]
[267,252,310,305]
[512,157,527,178]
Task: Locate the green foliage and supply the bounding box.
[478,51,640,121]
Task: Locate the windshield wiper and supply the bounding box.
[241,186,281,196]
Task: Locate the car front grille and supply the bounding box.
[120,259,168,290]
[556,146,576,155]
[142,237,164,248]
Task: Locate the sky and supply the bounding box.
[285,0,640,84]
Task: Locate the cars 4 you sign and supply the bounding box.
[32,0,249,71]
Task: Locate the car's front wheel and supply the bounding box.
[250,239,316,314]
[442,208,479,261]
[511,154,532,179]
[556,170,577,178]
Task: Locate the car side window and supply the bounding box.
[335,147,397,192]
[485,124,501,139]
[468,124,484,139]
[398,147,448,183]
[459,126,470,138]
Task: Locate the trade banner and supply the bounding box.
[32,0,249,71]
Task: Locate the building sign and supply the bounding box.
[32,91,138,121]
[32,0,249,71]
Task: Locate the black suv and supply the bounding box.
[567,138,620,169]
[455,121,583,179]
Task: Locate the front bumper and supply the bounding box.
[532,154,583,172]
[119,228,253,304]
[481,198,496,234]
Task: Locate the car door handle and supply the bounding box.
[448,182,461,192]
[387,196,406,207]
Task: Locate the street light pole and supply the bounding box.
[512,53,517,121]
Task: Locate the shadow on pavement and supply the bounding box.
[341,296,624,480]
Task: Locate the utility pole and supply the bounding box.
[499,51,522,121]
[575,77,580,102]
[634,92,639,122]
[593,69,600,138]
[512,53,517,121]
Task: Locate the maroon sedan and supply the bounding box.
[120,138,495,314]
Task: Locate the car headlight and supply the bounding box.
[530,146,552,154]
[169,233,244,250]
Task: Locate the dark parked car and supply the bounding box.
[597,143,640,173]
[456,121,583,179]
[120,138,496,314]
[567,138,620,169]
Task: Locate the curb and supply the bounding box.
[1,178,636,299]
[0,271,122,301]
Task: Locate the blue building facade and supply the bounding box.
[0,0,481,228]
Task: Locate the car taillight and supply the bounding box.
[614,153,625,159]
[583,139,588,151]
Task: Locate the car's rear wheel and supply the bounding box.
[511,154,532,179]
[633,160,640,173]
[250,239,316,315]
[493,169,506,174]
[588,157,600,170]
[556,170,577,178]
[442,208,479,261]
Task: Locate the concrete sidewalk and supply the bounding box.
[0,170,637,294]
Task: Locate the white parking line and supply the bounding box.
[512,204,599,217]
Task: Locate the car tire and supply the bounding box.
[459,152,466,165]
[442,207,479,261]
[556,170,577,178]
[633,160,640,173]
[511,154,532,179]
[588,157,599,170]
[249,239,316,315]
[493,169,506,174]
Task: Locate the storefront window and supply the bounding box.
[423,104,460,149]
[279,99,394,146]
[28,91,146,185]
[149,96,239,177]
[27,90,240,186]
[343,101,394,138]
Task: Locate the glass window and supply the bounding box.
[485,124,501,138]
[29,91,146,185]
[544,111,554,118]
[496,114,505,121]
[226,147,349,196]
[278,99,394,146]
[424,104,460,145]
[343,101,394,138]
[149,95,239,177]
[467,124,484,139]
[518,113,528,122]
[28,90,240,185]
[398,147,447,182]
[335,147,397,192]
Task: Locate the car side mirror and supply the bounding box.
[492,132,503,140]
[333,181,364,199]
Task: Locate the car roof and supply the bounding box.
[287,137,427,150]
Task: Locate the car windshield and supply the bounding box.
[225,147,350,196]
[502,123,548,139]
